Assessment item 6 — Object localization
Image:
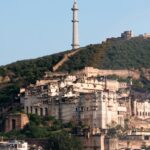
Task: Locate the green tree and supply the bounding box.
[47,131,82,150]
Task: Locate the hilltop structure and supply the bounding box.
[72,0,80,49]
[121,30,133,40]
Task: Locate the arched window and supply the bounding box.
[145,112,147,116]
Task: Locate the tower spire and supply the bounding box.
[74,0,77,4]
[72,0,80,49]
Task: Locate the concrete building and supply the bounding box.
[72,0,80,49]
[142,33,150,39]
[0,140,28,150]
[19,67,150,149]
[21,68,130,129]
[5,113,29,132]
[133,99,150,119]
[77,91,126,130]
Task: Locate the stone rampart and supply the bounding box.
[78,67,141,79]
[52,49,81,72]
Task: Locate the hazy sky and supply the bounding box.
[0,0,150,65]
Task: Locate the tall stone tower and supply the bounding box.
[72,0,80,49]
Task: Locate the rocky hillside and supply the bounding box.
[1,36,150,106]
[1,36,150,82]
[59,37,150,71]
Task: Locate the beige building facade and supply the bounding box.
[5,113,29,132]
[21,67,130,129]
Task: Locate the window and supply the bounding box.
[18,144,23,148]
[40,108,43,116]
[45,108,48,116]
[145,136,149,140]
[35,108,38,115]
[30,107,33,114]
[81,107,84,112]
[145,112,147,116]
[12,119,16,130]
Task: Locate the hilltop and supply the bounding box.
[59,37,150,71]
[1,36,150,82]
[1,36,150,106]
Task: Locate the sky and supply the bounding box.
[0,0,150,66]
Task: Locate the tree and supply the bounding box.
[47,131,83,150]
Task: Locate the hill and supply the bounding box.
[1,36,150,81]
[59,37,150,71]
[1,36,150,106]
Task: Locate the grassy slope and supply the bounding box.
[1,37,150,105]
[59,37,150,71]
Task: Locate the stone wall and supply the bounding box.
[104,137,150,150]
[52,48,81,72]
[118,139,150,149]
[79,67,140,79]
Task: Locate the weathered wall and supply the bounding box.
[52,49,81,72]
[79,67,141,79]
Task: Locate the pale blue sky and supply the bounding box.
[0,0,150,65]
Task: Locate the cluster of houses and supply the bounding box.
[3,67,150,149]
[19,67,150,132]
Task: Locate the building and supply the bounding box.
[21,67,130,129]
[19,66,150,149]
[5,113,29,132]
[77,91,126,130]
[121,30,133,40]
[133,99,150,119]
[142,33,150,39]
[0,140,28,150]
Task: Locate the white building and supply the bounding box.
[21,68,130,128]
[0,140,28,150]
[77,91,126,130]
[133,99,150,119]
